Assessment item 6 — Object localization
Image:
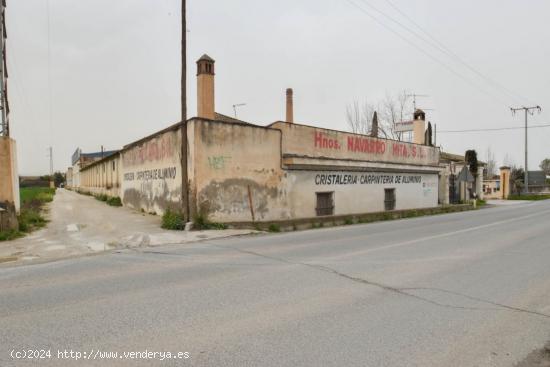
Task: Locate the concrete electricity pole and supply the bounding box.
[0,0,8,137]
[511,105,542,194]
[180,0,190,220]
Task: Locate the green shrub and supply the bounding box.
[209,222,228,230]
[344,218,353,225]
[0,229,21,241]
[193,213,209,230]
[161,210,185,230]
[95,194,109,202]
[106,197,122,207]
[268,224,281,232]
[193,213,227,230]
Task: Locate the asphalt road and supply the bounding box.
[1,201,550,366]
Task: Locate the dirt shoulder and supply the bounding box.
[0,189,254,266]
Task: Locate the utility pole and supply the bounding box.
[511,105,542,194]
[0,0,8,137]
[179,0,190,221]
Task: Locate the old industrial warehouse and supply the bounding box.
[67,54,483,224]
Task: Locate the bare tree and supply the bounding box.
[346,100,375,135]
[380,91,411,140]
[346,91,413,140]
[484,147,497,179]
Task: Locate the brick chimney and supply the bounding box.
[286,88,294,123]
[412,109,426,145]
[197,54,215,120]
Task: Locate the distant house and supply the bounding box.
[439,152,485,204]
[482,176,501,199]
[527,171,549,193]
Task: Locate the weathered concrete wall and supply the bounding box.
[121,127,183,215]
[0,137,20,215]
[189,119,288,222]
[79,153,122,198]
[282,170,438,218]
[270,122,440,166]
[66,167,73,188]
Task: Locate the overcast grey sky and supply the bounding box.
[8,0,550,175]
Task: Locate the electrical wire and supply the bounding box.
[344,0,511,107]
[438,124,550,133]
[381,0,534,106]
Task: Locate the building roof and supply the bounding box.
[198,54,215,62]
[79,151,121,171]
[440,151,486,166]
[527,171,548,186]
[81,150,118,160]
[214,112,254,125]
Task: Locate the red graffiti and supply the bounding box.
[347,136,386,154]
[314,131,341,150]
[123,133,176,167]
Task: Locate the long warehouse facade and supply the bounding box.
[71,54,441,223]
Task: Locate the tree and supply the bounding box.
[540,158,550,176]
[510,166,525,195]
[484,147,497,179]
[345,100,374,135]
[465,150,479,197]
[53,172,65,187]
[346,91,413,140]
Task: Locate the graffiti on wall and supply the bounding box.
[123,167,177,181]
[123,133,177,167]
[314,131,434,162]
[208,156,232,170]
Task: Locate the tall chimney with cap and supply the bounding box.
[286,88,294,123]
[412,109,426,145]
[196,54,215,120]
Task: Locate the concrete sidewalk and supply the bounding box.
[0,189,255,266]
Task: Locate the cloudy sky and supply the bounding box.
[8,0,550,175]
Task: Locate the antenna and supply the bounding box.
[406,93,429,110]
[232,103,246,118]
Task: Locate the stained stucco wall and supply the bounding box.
[271,121,440,166]
[188,119,288,222]
[121,128,183,215]
[78,154,122,198]
[283,171,438,218]
[0,137,20,213]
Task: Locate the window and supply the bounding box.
[316,192,334,216]
[112,161,116,171]
[384,188,396,211]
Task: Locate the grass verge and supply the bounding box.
[508,194,550,201]
[0,187,55,241]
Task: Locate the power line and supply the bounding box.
[510,105,542,194]
[344,0,511,107]
[381,0,534,106]
[438,123,550,133]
